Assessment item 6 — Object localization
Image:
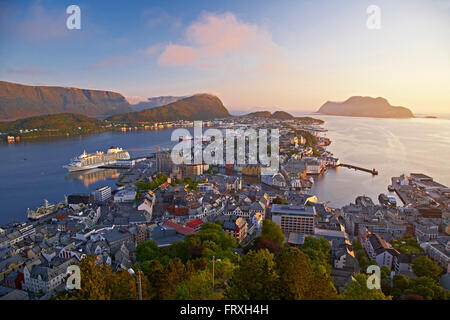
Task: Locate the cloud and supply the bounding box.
[157,12,283,70]
[158,44,197,66]
[144,43,166,56]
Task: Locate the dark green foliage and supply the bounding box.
[391,273,449,300]
[301,236,332,274]
[136,174,168,191]
[411,256,443,280]
[260,220,285,247]
[339,273,391,300]
[404,276,449,300]
[390,236,423,254]
[276,247,336,299]
[0,113,107,136]
[227,249,280,300]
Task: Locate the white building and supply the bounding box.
[114,189,137,203]
[361,232,400,270]
[23,258,77,294]
[138,191,156,220]
[92,186,112,203]
[271,204,316,235]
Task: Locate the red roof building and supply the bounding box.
[163,220,196,236]
[186,218,204,231]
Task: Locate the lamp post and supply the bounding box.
[212,256,215,290]
[212,256,221,290]
[128,268,142,300]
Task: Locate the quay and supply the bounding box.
[390,177,412,205]
[338,163,378,175]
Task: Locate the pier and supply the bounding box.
[338,163,378,175]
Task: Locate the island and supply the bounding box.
[317,96,414,118]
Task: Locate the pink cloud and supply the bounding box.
[157,12,282,69]
[158,44,197,66]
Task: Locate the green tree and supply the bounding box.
[135,240,159,262]
[276,247,314,299]
[227,249,279,300]
[380,265,392,296]
[301,236,332,274]
[260,220,285,247]
[276,247,337,300]
[391,274,410,300]
[109,270,138,300]
[404,276,449,300]
[175,270,216,300]
[70,256,111,300]
[411,256,443,280]
[53,256,142,300]
[339,273,391,300]
[158,258,192,299]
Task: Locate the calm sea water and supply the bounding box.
[310,115,450,208]
[0,129,180,225]
[1,116,449,224]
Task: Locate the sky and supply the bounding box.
[0,0,449,115]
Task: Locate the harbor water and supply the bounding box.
[1,116,450,224]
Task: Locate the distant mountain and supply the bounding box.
[108,94,230,122]
[130,96,187,112]
[241,110,324,124]
[317,96,414,118]
[244,111,272,118]
[242,110,294,120]
[271,111,295,120]
[0,81,132,121]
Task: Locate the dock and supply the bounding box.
[338,163,378,175]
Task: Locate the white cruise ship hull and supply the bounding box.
[64,163,107,172]
[64,147,130,172]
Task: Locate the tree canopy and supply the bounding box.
[339,273,391,300]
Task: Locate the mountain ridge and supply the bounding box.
[129,95,188,112]
[107,94,230,122]
[0,81,132,121]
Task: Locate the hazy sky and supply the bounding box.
[0,0,449,114]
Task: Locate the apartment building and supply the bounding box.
[271,204,316,235]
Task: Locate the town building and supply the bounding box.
[222,216,248,243]
[271,204,316,235]
[361,232,400,270]
[92,186,112,203]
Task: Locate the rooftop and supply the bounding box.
[271,204,316,216]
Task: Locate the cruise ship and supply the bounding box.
[63,147,130,172]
